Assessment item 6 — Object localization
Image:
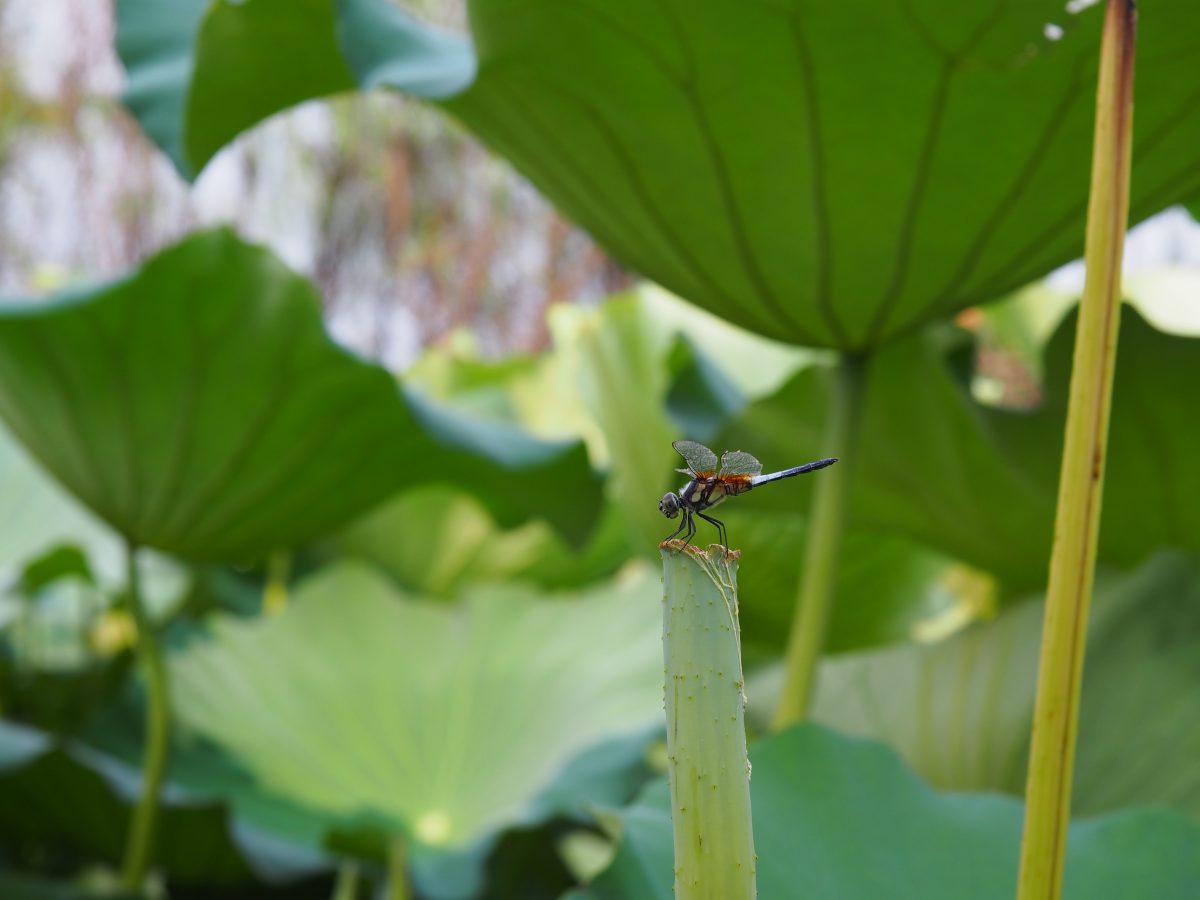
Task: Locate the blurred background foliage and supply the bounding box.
[1,0,1199,898]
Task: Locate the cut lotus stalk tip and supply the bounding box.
[660,542,757,900]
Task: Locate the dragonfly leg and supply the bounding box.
[663,514,688,544]
[679,511,697,551]
[696,511,728,548]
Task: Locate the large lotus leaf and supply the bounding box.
[0,719,325,885]
[804,553,1200,818]
[167,562,663,897]
[576,724,1200,899]
[0,229,600,562]
[116,0,1200,346]
[719,306,1200,589]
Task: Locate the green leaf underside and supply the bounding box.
[167,563,662,888]
[118,0,1200,347]
[0,229,600,561]
[580,725,1200,899]
[810,553,1200,819]
[450,0,1200,346]
[0,719,325,884]
[719,307,1200,589]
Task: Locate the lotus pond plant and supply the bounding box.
[0,0,1198,898]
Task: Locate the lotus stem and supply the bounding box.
[120,541,171,888]
[332,861,361,900]
[387,836,411,900]
[1017,3,1136,898]
[660,542,756,900]
[772,351,866,728]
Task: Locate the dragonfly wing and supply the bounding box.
[719,449,763,477]
[673,440,719,477]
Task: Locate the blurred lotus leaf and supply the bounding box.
[0,719,325,886]
[807,552,1200,819]
[166,561,663,897]
[0,229,601,563]
[576,724,1200,899]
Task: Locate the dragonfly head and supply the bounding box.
[659,492,682,519]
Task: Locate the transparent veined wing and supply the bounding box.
[719,449,763,477]
[673,440,719,477]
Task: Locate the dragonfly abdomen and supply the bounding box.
[750,458,838,487]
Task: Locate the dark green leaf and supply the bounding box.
[982,308,1200,573]
[580,725,1200,899]
[114,0,210,177]
[20,546,94,595]
[0,229,601,562]
[0,719,324,885]
[183,0,359,171]
[115,0,473,176]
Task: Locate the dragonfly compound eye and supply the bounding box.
[659,493,681,518]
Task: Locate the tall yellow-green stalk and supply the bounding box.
[660,542,756,900]
[1017,2,1136,898]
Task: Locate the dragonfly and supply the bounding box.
[660,440,838,548]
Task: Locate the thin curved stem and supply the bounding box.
[120,541,171,888]
[772,352,868,729]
